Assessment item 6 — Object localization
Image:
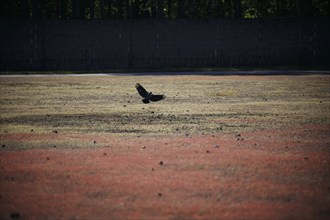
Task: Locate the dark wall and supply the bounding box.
[1,18,329,71]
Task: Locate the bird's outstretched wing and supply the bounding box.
[135,83,148,98]
[149,95,165,102]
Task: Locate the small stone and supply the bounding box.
[304,157,309,160]
[206,150,210,153]
[142,146,146,149]
[93,140,96,144]
[30,129,34,132]
[103,153,107,156]
[159,161,164,166]
[53,130,58,134]
[158,193,162,197]
[10,212,20,219]
[2,145,5,148]
[53,145,56,148]
[46,157,50,160]
[214,145,220,148]
[151,168,155,171]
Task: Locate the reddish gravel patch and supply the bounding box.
[1,125,330,219]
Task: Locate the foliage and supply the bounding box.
[0,0,329,19]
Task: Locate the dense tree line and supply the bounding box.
[1,0,329,19]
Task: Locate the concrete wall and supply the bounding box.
[0,18,329,71]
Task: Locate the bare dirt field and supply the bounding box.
[0,74,329,219]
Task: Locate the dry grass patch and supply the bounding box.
[0,74,329,139]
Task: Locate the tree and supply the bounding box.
[21,0,30,18]
[232,0,242,18]
[299,0,313,16]
[215,0,225,17]
[167,0,173,18]
[0,0,329,20]
[31,0,43,18]
[100,0,105,18]
[158,0,164,18]
[117,0,124,18]
[178,0,185,18]
[89,0,95,19]
[132,0,141,18]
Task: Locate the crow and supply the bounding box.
[135,83,165,104]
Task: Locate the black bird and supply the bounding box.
[135,83,165,104]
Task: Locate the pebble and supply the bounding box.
[10,212,20,219]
